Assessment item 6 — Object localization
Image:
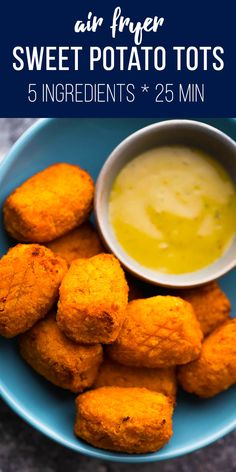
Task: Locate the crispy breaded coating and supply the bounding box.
[75,386,173,453]
[107,296,203,368]
[57,254,128,344]
[94,357,177,400]
[0,244,67,338]
[19,314,103,392]
[47,222,104,265]
[3,163,94,243]
[176,281,231,336]
[178,318,236,398]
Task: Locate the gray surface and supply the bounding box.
[0,118,236,472]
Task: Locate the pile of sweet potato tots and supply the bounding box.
[0,163,236,454]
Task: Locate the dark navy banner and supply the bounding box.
[0,0,235,117]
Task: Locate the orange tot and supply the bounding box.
[57,253,128,344]
[47,222,104,265]
[178,319,236,397]
[3,163,94,242]
[94,357,177,401]
[0,244,67,337]
[75,387,173,453]
[107,296,203,368]
[19,314,103,392]
[176,281,231,336]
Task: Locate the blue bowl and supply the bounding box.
[0,118,236,463]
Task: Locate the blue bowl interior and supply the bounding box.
[0,118,236,463]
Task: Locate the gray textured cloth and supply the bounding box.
[0,119,235,472]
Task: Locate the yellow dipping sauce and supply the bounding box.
[109,146,236,274]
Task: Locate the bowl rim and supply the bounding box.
[0,118,53,183]
[95,118,236,288]
[1,117,236,463]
